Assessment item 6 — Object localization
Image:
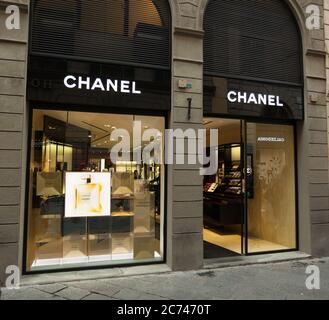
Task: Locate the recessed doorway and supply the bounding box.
[203,118,244,258]
[203,118,297,259]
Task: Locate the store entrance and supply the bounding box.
[203,118,298,259]
[203,118,244,258]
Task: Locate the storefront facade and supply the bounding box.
[0,0,329,282]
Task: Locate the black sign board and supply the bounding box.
[27,56,171,112]
[204,76,303,121]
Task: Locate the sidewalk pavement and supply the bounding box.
[1,257,329,300]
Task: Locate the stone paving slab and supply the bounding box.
[82,293,115,300]
[1,287,64,300]
[112,288,168,301]
[1,258,329,300]
[64,280,121,298]
[34,283,67,294]
[54,287,90,300]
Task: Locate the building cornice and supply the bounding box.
[174,27,204,38]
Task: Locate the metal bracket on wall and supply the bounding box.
[187,98,192,120]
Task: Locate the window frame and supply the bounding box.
[22,103,168,275]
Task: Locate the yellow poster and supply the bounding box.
[65,172,111,217]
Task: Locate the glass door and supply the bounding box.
[245,122,297,254]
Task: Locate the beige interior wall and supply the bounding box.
[247,124,296,248]
[206,123,241,147]
[218,125,241,145]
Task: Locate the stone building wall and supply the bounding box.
[0,0,29,285]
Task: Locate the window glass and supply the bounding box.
[26,109,164,271]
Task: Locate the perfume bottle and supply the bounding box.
[75,175,103,214]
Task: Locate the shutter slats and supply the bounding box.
[204,0,302,85]
[30,0,170,69]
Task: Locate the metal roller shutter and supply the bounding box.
[30,0,171,69]
[204,0,302,85]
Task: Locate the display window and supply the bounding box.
[25,109,165,272]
